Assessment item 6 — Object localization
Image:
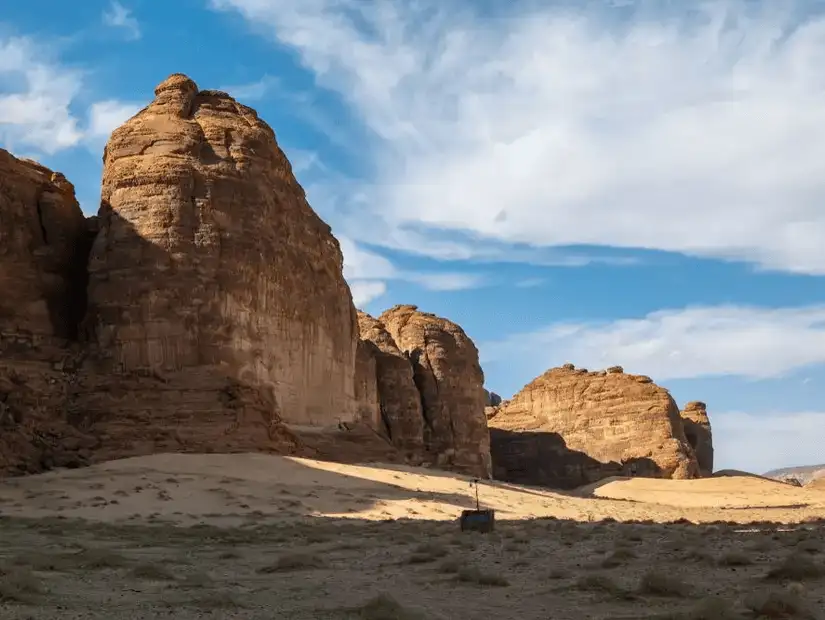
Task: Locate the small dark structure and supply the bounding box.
[459,479,495,533]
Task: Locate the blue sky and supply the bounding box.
[2,0,824,473]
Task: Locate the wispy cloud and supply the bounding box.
[481,304,825,381]
[0,37,84,154]
[0,34,142,157]
[211,0,825,275]
[85,99,141,148]
[103,1,141,41]
[712,410,825,473]
[339,236,487,306]
[349,280,387,306]
[218,74,279,102]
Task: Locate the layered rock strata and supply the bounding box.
[679,401,714,477]
[357,311,426,459]
[378,305,491,478]
[488,365,699,488]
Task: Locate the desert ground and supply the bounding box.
[1,454,824,619]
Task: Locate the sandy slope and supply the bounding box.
[1,453,824,525]
[2,454,825,620]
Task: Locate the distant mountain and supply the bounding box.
[763,464,825,486]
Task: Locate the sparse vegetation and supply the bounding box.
[717,550,752,566]
[355,593,429,620]
[0,567,44,603]
[455,566,509,587]
[256,552,326,573]
[743,587,817,618]
[408,541,449,564]
[575,573,633,599]
[638,570,691,597]
[766,554,825,581]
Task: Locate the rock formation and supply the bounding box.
[378,305,491,478]
[0,150,96,474]
[679,401,713,476]
[0,75,494,478]
[484,389,502,407]
[0,150,89,349]
[488,364,699,488]
[83,74,359,428]
[357,312,425,459]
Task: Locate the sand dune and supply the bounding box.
[1,453,824,526]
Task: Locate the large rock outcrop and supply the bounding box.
[378,305,491,478]
[680,401,713,476]
[74,74,360,457]
[0,151,89,350]
[357,311,425,459]
[488,364,699,488]
[0,150,96,474]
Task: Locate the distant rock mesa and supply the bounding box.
[488,364,700,488]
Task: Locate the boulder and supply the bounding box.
[488,365,699,488]
[679,401,714,476]
[74,74,360,459]
[357,311,425,459]
[379,305,491,478]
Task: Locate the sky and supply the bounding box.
[1,0,824,474]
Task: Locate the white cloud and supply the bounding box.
[218,75,279,102]
[339,236,488,305]
[103,1,142,40]
[712,411,825,473]
[0,37,84,154]
[481,305,825,381]
[211,0,825,274]
[349,280,387,306]
[85,100,141,145]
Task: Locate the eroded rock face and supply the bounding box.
[83,74,360,431]
[0,150,97,474]
[680,401,714,476]
[378,305,491,478]
[488,365,699,488]
[357,311,425,458]
[0,150,89,350]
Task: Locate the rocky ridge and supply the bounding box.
[487,364,701,489]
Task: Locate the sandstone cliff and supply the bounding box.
[54,74,363,460]
[680,401,714,476]
[0,150,96,473]
[357,311,426,459]
[488,364,699,488]
[378,305,491,478]
[0,75,494,477]
[0,150,89,350]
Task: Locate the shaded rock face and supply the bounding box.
[357,311,425,458]
[0,151,89,349]
[484,389,502,407]
[83,74,359,428]
[0,151,97,474]
[680,401,714,476]
[488,365,699,489]
[378,305,491,478]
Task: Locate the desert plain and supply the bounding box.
[1,453,824,620]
